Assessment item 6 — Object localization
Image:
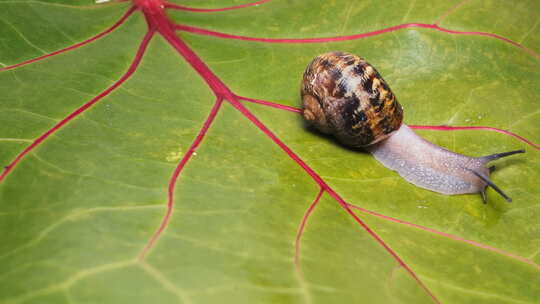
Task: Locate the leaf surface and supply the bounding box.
[0,0,539,303]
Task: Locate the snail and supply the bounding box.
[301,51,525,203]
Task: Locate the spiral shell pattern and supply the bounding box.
[301,51,403,147]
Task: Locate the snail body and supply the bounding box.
[301,52,524,202]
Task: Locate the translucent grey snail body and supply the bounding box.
[301,51,524,203]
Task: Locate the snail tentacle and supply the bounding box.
[480,149,525,162]
[301,51,525,203]
[466,168,513,203]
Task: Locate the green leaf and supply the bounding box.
[1,0,539,303]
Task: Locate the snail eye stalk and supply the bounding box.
[301,51,525,203]
[480,149,525,162]
[467,169,512,203]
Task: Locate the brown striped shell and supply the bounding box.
[301,51,403,147]
[300,51,524,203]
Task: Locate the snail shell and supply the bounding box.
[301,52,403,147]
[301,51,524,202]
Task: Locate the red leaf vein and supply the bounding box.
[174,23,540,59]
[3,2,538,302]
